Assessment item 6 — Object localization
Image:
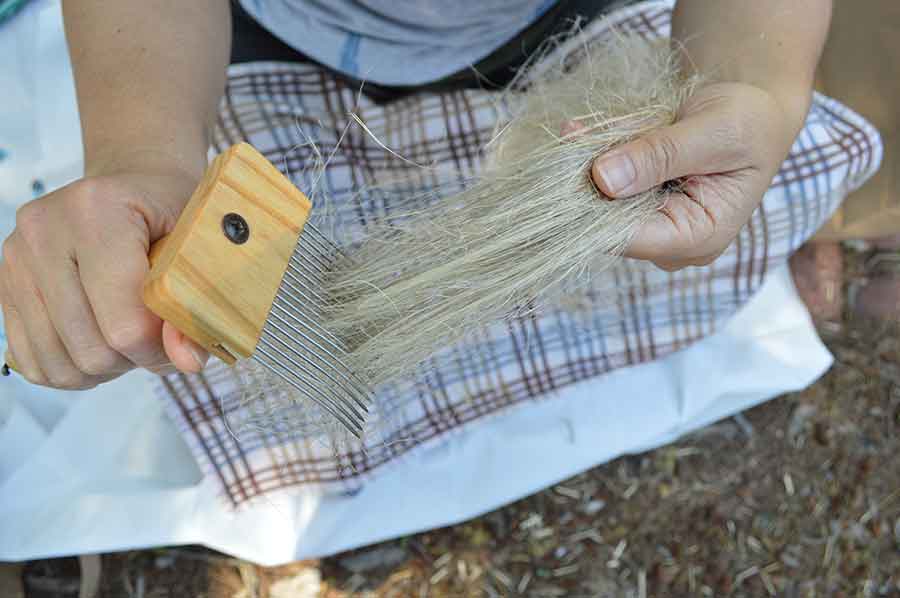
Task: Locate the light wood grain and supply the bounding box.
[143,143,312,363]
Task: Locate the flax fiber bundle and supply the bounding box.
[322,33,699,390]
[230,32,700,442]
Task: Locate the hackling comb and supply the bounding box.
[142,143,372,437]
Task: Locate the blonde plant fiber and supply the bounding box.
[227,30,701,447]
[322,31,700,391]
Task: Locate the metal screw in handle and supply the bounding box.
[222,213,250,244]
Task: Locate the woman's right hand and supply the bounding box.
[0,164,209,389]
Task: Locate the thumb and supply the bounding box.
[591,108,739,198]
[162,321,209,373]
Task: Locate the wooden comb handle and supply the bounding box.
[145,234,237,364]
[143,143,313,365]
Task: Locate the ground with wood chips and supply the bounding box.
[4,245,899,598]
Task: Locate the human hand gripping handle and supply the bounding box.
[0,0,231,386]
[0,168,209,389]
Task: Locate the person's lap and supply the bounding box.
[172,2,882,504]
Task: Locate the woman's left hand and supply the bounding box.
[591,81,807,272]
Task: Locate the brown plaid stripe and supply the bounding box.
[156,1,882,506]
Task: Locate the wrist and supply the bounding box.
[690,78,811,153]
[671,0,830,131]
[82,146,207,226]
[746,81,813,150]
[677,53,813,133]
[763,83,813,132]
[85,144,208,186]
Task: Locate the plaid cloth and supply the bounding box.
[156,1,882,507]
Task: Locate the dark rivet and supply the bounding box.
[2,363,10,377]
[222,213,250,244]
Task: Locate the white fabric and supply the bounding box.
[0,0,834,565]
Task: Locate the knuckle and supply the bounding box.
[65,179,105,219]
[46,367,85,390]
[23,369,47,386]
[68,177,103,202]
[1,235,15,262]
[75,176,140,208]
[6,349,41,383]
[647,133,679,182]
[70,178,148,234]
[15,201,41,229]
[72,347,121,376]
[61,178,121,227]
[14,203,46,245]
[106,320,156,357]
[1,290,18,319]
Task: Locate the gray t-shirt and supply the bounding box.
[239,0,556,85]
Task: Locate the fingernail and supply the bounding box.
[595,153,636,196]
[189,346,207,370]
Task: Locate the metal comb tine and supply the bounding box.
[255,345,365,438]
[271,298,344,354]
[256,343,364,432]
[281,263,330,306]
[268,298,373,398]
[305,223,351,261]
[253,347,357,432]
[288,255,330,296]
[267,328,369,422]
[253,349,363,437]
[290,246,329,281]
[289,259,338,309]
[281,266,325,315]
[253,360,359,438]
[295,235,333,274]
[271,297,342,360]
[257,332,367,424]
[277,275,327,318]
[258,333,368,425]
[268,317,373,411]
[274,279,339,336]
[267,306,372,404]
[280,273,330,316]
[264,312,370,410]
[271,292,343,350]
[296,228,340,274]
